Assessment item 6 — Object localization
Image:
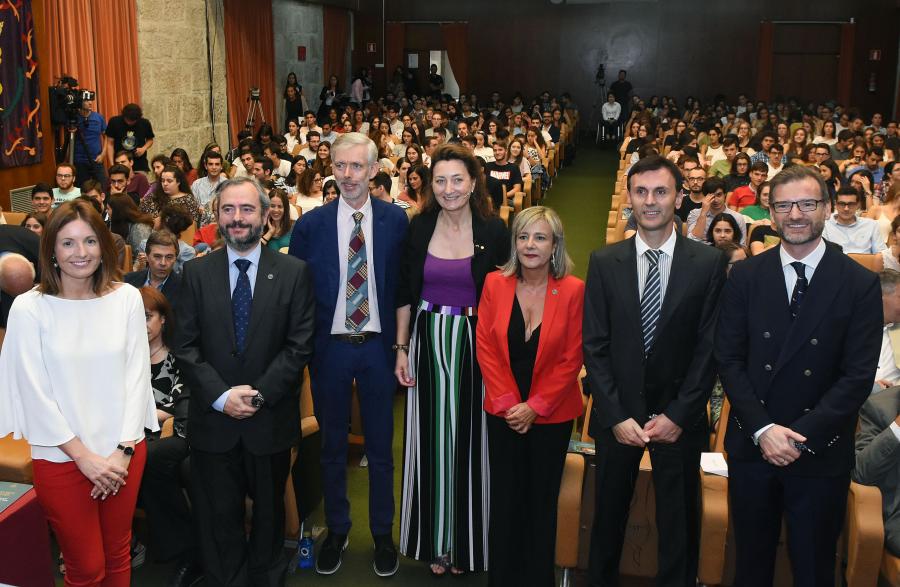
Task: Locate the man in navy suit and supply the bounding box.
[289,132,408,577]
[716,164,883,587]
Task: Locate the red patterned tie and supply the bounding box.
[345,211,369,331]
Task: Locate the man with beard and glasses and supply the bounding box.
[173,177,315,586]
[716,165,882,587]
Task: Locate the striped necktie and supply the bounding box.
[345,211,370,331]
[640,249,662,355]
[789,261,807,320]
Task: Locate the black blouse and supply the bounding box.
[507,296,541,401]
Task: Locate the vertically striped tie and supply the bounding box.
[345,211,370,331]
[640,249,662,355]
[789,261,807,320]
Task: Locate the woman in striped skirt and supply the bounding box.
[395,143,509,576]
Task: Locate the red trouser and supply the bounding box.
[32,441,147,587]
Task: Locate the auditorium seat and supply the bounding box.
[3,212,26,226]
[0,434,32,484]
[849,253,884,273]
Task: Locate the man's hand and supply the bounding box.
[135,146,146,157]
[876,379,894,390]
[700,194,715,214]
[759,425,805,466]
[223,387,260,419]
[644,414,683,444]
[613,418,651,447]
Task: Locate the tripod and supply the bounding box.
[244,88,266,133]
[591,80,607,144]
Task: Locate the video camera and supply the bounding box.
[49,76,96,126]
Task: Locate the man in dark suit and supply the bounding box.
[288,132,408,577]
[174,177,315,587]
[716,164,883,587]
[123,229,182,306]
[583,155,727,587]
[0,225,40,329]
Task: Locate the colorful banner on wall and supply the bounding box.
[0,0,43,169]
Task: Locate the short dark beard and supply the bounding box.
[221,221,263,252]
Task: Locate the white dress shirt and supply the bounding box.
[754,239,827,442]
[822,215,887,254]
[874,326,900,393]
[212,244,263,412]
[634,227,677,302]
[331,196,381,334]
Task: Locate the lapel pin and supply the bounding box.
[267,274,274,280]
[552,288,558,295]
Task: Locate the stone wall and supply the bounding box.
[272,0,324,129]
[135,0,229,164]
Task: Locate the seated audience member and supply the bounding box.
[230,147,256,179]
[109,193,155,254]
[476,206,584,587]
[295,168,325,214]
[729,161,768,211]
[109,163,143,205]
[322,178,341,204]
[139,206,195,273]
[137,286,200,586]
[369,171,413,220]
[260,189,295,251]
[882,216,900,273]
[31,183,53,215]
[740,181,771,222]
[677,166,708,222]
[484,139,523,210]
[749,131,777,164]
[853,383,900,557]
[398,165,429,210]
[191,150,226,209]
[147,155,173,199]
[0,230,39,331]
[52,162,82,206]
[708,137,739,178]
[724,153,752,194]
[845,146,886,185]
[823,186,886,254]
[298,131,320,163]
[830,129,855,161]
[192,196,221,251]
[766,143,785,179]
[170,148,198,185]
[125,230,182,305]
[20,213,47,237]
[113,150,151,198]
[706,212,743,247]
[81,179,111,225]
[264,144,292,179]
[141,165,204,227]
[688,177,747,244]
[873,269,900,392]
[715,240,748,273]
[601,93,622,141]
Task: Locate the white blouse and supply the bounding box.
[0,285,158,462]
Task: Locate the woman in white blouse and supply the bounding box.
[0,199,157,585]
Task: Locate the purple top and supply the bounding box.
[421,252,477,307]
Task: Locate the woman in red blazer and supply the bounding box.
[476,206,585,587]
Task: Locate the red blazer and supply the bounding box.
[476,271,585,424]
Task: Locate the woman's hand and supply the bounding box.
[505,403,537,434]
[75,451,128,499]
[394,350,415,387]
[157,409,174,424]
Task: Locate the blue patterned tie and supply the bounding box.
[789,261,807,320]
[345,211,370,331]
[640,249,662,355]
[232,258,252,353]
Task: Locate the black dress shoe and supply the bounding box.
[168,562,203,587]
[373,533,398,577]
[316,531,348,575]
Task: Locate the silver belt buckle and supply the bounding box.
[349,333,366,344]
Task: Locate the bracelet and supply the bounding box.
[392,343,409,352]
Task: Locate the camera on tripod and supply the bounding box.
[49,76,96,127]
[248,87,261,100]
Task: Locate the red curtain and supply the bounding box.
[385,22,405,79]
[42,0,141,121]
[323,6,350,86]
[441,23,468,94]
[223,0,276,144]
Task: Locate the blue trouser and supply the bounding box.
[310,336,395,536]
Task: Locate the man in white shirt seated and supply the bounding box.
[320,122,339,146]
[873,269,900,393]
[297,131,320,164]
[822,186,887,254]
[299,111,322,144]
[601,93,622,142]
[191,150,225,208]
[263,144,292,179]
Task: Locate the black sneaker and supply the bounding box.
[316,531,348,575]
[373,533,398,577]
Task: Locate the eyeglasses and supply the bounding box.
[835,201,859,208]
[771,199,825,214]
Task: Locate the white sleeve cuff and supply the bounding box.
[212,390,230,412]
[753,423,776,444]
[890,421,900,443]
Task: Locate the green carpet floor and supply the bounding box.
[117,141,619,587]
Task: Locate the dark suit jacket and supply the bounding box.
[124,269,182,311]
[716,243,882,476]
[853,387,900,555]
[288,196,408,364]
[583,233,727,436]
[0,226,40,328]
[173,246,315,454]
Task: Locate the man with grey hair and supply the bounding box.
[174,176,315,586]
[872,269,900,392]
[289,132,408,577]
[716,164,882,587]
[0,225,40,331]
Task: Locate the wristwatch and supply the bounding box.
[116,444,135,456]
